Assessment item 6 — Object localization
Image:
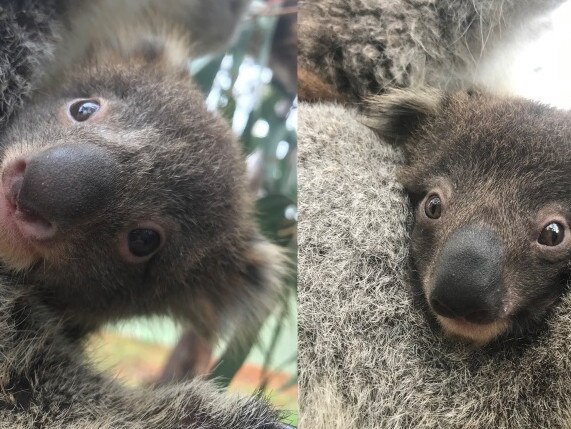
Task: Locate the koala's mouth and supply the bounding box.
[0,160,57,270]
[425,281,513,345]
[434,314,511,345]
[1,160,56,242]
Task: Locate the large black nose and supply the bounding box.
[429,226,504,324]
[4,144,119,227]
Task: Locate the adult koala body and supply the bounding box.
[298,0,566,102]
[0,275,284,428]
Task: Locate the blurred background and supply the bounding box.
[474,1,571,109]
[86,0,298,423]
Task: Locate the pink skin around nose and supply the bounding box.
[0,158,56,242]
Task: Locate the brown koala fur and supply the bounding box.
[364,88,571,345]
[0,2,286,347]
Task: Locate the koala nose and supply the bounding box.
[429,226,504,325]
[3,144,119,228]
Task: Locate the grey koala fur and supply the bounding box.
[298,100,571,429]
[298,0,571,427]
[298,0,566,102]
[0,274,283,428]
[0,0,66,128]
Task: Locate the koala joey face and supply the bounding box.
[365,89,571,345]
[0,97,170,267]
[0,62,252,331]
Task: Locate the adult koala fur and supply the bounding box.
[298,0,571,428]
[298,0,566,102]
[0,276,284,428]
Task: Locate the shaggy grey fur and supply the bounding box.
[0,276,283,428]
[0,0,68,128]
[298,102,571,428]
[299,0,566,102]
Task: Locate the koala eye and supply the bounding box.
[128,228,162,257]
[424,194,442,219]
[69,99,100,122]
[538,222,565,247]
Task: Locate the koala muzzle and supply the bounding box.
[429,226,504,324]
[4,144,119,228]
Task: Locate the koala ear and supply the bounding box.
[361,88,443,144]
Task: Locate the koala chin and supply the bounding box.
[364,88,571,345]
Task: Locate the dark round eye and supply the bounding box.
[69,99,100,122]
[538,222,565,246]
[128,228,161,257]
[424,194,442,219]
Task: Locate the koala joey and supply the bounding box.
[364,88,571,346]
[0,1,285,349]
[0,2,292,427]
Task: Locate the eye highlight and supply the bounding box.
[69,99,100,122]
[538,222,565,247]
[424,194,442,219]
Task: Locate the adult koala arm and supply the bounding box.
[0,282,286,428]
[298,101,571,428]
[298,0,566,102]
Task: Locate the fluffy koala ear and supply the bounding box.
[361,88,443,144]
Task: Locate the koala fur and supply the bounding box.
[298,100,571,429]
[0,0,66,128]
[0,1,289,427]
[0,275,284,428]
[298,0,567,102]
